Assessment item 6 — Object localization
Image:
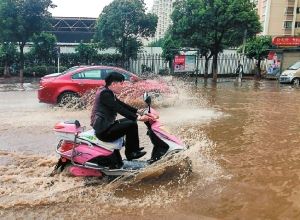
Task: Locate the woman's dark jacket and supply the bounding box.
[91,87,138,133]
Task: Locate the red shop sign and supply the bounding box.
[272,36,300,46]
[174,55,185,65]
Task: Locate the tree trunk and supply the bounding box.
[19,44,25,84]
[3,61,9,78]
[204,57,209,78]
[121,37,126,68]
[256,59,261,79]
[212,53,218,82]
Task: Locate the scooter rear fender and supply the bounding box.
[57,143,113,164]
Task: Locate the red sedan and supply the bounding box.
[38,66,169,105]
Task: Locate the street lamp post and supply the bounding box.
[195,49,200,85]
[55,46,61,73]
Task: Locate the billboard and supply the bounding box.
[267,51,282,75]
[174,55,196,72]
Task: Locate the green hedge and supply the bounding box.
[23,65,68,77]
[23,53,123,67]
[0,67,4,76]
[1,53,123,77]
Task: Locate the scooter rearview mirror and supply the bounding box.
[143,92,151,106]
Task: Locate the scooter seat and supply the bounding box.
[78,129,124,151]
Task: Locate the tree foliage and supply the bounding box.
[162,32,181,68]
[240,35,272,77]
[0,42,18,76]
[0,0,55,82]
[30,32,57,65]
[94,0,158,67]
[170,0,261,80]
[148,38,165,47]
[75,42,98,65]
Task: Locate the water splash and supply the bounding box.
[0,76,228,218]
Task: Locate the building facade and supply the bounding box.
[257,0,300,36]
[151,0,175,41]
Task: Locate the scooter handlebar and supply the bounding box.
[145,112,159,121]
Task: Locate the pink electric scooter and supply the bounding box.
[51,93,187,177]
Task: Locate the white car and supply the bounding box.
[279,61,300,85]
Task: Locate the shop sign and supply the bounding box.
[272,37,300,46]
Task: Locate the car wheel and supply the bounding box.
[58,92,81,108]
[293,78,300,86]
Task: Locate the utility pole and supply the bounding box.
[195,49,200,85]
[240,29,248,82]
[56,46,61,73]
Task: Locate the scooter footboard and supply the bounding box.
[148,130,169,162]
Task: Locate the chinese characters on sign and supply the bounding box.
[272,37,300,47]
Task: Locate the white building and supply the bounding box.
[151,0,175,41]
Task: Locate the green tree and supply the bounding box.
[0,0,55,83]
[94,0,158,68]
[75,41,98,65]
[240,35,272,78]
[162,32,181,69]
[148,38,165,47]
[171,0,261,81]
[30,32,57,65]
[0,42,18,77]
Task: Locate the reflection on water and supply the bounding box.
[1,78,300,219]
[193,79,300,219]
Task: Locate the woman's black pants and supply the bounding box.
[96,118,140,156]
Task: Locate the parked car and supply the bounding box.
[279,61,300,85]
[38,65,169,105]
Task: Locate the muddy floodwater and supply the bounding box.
[0,78,300,219]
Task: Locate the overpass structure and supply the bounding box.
[50,17,97,43]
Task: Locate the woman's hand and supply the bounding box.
[146,113,159,120]
[137,108,146,116]
[137,115,151,122]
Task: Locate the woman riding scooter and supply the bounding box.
[90,72,152,161]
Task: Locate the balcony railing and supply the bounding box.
[285,14,294,20]
[287,0,295,7]
[283,29,292,35]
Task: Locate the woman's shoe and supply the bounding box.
[126,151,146,161]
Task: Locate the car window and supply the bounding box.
[100,69,109,80]
[288,61,300,70]
[57,66,87,76]
[104,69,130,81]
[72,69,101,80]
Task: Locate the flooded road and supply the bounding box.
[0,78,300,219]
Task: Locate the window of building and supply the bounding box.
[284,21,293,29]
[295,22,300,28]
[285,7,294,15]
[297,7,300,14]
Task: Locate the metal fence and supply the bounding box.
[129,53,258,75]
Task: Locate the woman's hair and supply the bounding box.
[105,72,125,86]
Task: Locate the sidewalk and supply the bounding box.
[0,76,40,84]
